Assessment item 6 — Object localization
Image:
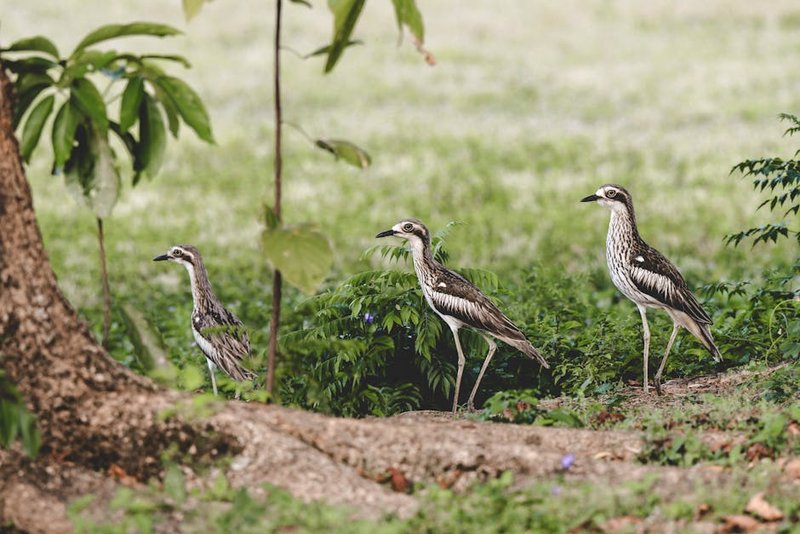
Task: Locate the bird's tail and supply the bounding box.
[506,338,550,369]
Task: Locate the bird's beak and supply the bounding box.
[375,229,396,238]
[153,254,170,262]
[580,194,600,203]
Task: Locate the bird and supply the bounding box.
[376,218,549,414]
[581,185,721,394]
[153,245,256,396]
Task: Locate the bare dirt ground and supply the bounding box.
[2,365,797,533]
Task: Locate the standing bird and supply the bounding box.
[153,245,256,395]
[581,185,721,394]
[376,219,549,413]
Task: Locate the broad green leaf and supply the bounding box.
[325,0,366,73]
[315,138,371,169]
[305,39,362,58]
[12,73,54,127]
[141,54,191,68]
[64,123,120,219]
[71,49,118,71]
[391,0,425,41]
[6,36,60,59]
[72,22,181,55]
[138,93,167,178]
[262,225,334,295]
[119,76,144,130]
[51,100,80,169]
[151,83,180,137]
[154,76,213,142]
[182,0,207,20]
[71,78,108,134]
[20,94,55,163]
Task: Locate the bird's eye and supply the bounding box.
[606,189,617,198]
[173,249,182,257]
[403,223,414,232]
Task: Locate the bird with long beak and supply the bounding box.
[376,219,549,413]
[154,245,255,395]
[581,185,720,394]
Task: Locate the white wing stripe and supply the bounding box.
[630,266,676,301]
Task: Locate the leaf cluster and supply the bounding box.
[2,23,213,218]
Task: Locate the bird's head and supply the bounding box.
[153,245,202,271]
[375,218,430,250]
[581,184,633,214]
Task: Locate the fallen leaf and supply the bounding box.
[746,443,772,462]
[695,503,711,520]
[787,422,800,436]
[720,514,761,533]
[107,463,138,487]
[386,467,410,493]
[745,492,783,522]
[783,457,800,480]
[599,515,643,533]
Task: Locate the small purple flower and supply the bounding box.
[364,312,375,324]
[560,453,575,471]
[550,485,561,496]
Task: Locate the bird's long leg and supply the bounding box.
[637,305,650,394]
[207,359,218,396]
[450,325,466,415]
[467,335,497,411]
[655,323,681,396]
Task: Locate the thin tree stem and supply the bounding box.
[266,0,283,397]
[97,218,111,349]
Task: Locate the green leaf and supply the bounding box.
[305,39,362,58]
[119,77,144,131]
[315,138,371,169]
[119,304,172,374]
[20,94,55,163]
[150,83,180,137]
[64,123,120,219]
[262,225,334,295]
[12,73,54,128]
[6,36,60,59]
[289,0,313,7]
[391,0,425,42]
[325,0,366,73]
[141,54,192,68]
[51,100,80,169]
[154,76,214,143]
[182,0,207,20]
[138,93,167,178]
[72,22,182,55]
[71,78,108,134]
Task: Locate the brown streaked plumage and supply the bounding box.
[581,184,720,394]
[154,245,255,395]
[376,218,549,414]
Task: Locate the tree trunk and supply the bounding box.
[0,64,732,532]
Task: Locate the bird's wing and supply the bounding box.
[628,244,712,325]
[427,268,528,342]
[193,308,254,381]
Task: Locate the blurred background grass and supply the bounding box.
[4,1,799,388]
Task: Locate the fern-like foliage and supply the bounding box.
[728,113,800,247]
[279,222,506,416]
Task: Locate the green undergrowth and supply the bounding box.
[67,462,800,533]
